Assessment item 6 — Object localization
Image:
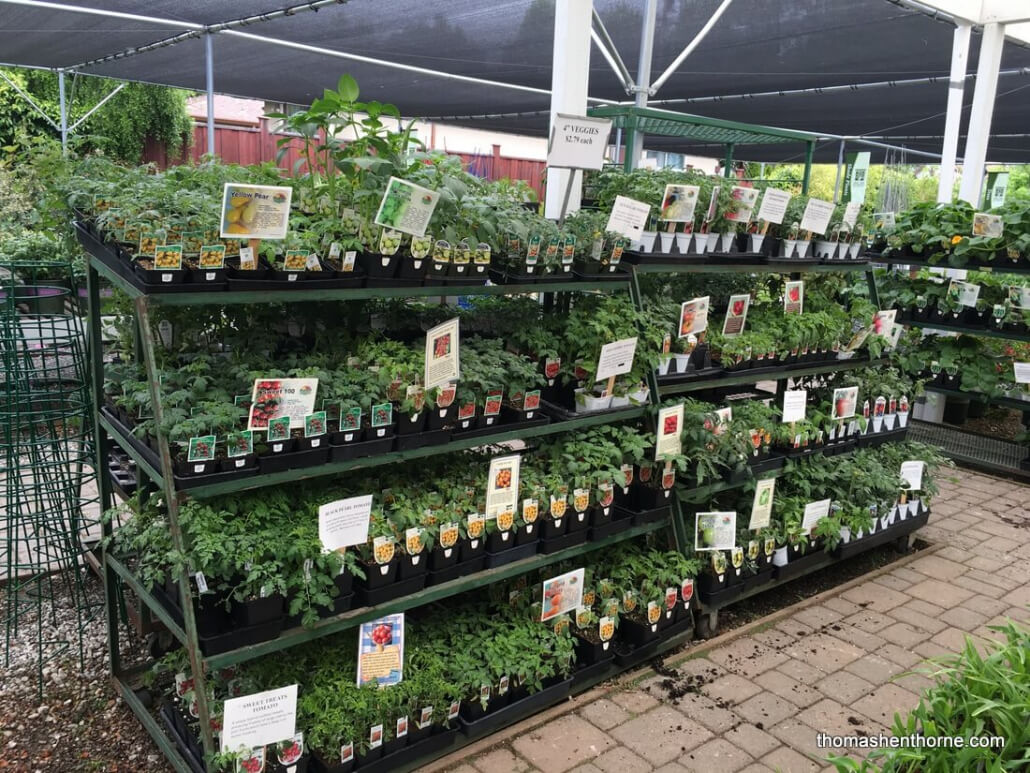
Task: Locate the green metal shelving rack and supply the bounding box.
[85,245,880,771]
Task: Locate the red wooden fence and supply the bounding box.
[143,121,545,199]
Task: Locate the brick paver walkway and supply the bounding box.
[431,468,1030,773]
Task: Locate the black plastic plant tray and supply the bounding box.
[539,529,588,555]
[173,464,260,490]
[698,581,745,607]
[772,549,827,582]
[226,275,364,291]
[356,727,459,773]
[328,435,396,462]
[614,503,671,525]
[622,250,709,265]
[458,678,573,739]
[258,446,330,473]
[749,454,786,476]
[394,429,451,452]
[355,573,426,607]
[613,636,663,667]
[539,399,642,423]
[570,656,616,691]
[572,266,631,282]
[661,614,694,640]
[588,516,636,541]
[159,704,206,773]
[427,556,485,586]
[708,251,767,264]
[741,566,775,591]
[656,366,725,385]
[484,541,539,568]
[450,412,550,441]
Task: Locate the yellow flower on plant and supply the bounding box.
[951,235,962,245]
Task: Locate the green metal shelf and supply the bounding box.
[924,385,1030,412]
[870,254,1030,276]
[87,253,624,306]
[112,674,192,773]
[658,357,886,396]
[103,518,668,670]
[100,406,646,498]
[631,261,870,275]
[906,319,1030,342]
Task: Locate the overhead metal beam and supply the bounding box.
[0,70,59,129]
[959,21,1006,202]
[591,8,634,93]
[204,33,215,157]
[626,0,658,169]
[58,69,67,152]
[67,82,125,131]
[650,0,735,94]
[938,21,971,201]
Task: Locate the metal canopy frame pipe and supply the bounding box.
[591,7,633,94]
[204,33,215,157]
[939,21,972,202]
[959,21,1006,203]
[625,0,658,170]
[650,0,735,94]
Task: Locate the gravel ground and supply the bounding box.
[0,573,169,773]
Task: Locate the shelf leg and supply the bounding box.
[134,297,217,759]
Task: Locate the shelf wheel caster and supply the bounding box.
[695,610,719,639]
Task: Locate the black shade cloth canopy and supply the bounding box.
[3,0,1030,161]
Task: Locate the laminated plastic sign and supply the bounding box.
[756,188,791,225]
[841,151,871,204]
[695,512,737,551]
[220,184,292,240]
[1014,362,1030,384]
[248,378,318,431]
[374,177,440,238]
[595,338,638,382]
[800,198,834,236]
[831,386,859,421]
[678,297,709,337]
[900,461,925,490]
[748,478,776,531]
[606,196,651,242]
[782,390,807,423]
[802,499,831,535]
[425,317,460,389]
[660,184,700,223]
[540,568,585,622]
[725,186,759,223]
[357,613,405,687]
[722,294,750,337]
[784,281,804,315]
[319,495,374,553]
[221,684,298,753]
[547,114,612,170]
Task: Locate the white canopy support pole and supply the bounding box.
[67,82,125,132]
[591,9,634,93]
[58,70,67,153]
[0,70,58,130]
[833,139,846,202]
[959,22,1006,204]
[544,0,593,220]
[627,0,658,169]
[650,0,734,94]
[205,33,216,157]
[938,21,971,202]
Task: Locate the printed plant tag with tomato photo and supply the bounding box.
[340,743,354,763]
[396,716,408,738]
[665,587,678,610]
[498,675,510,695]
[680,578,694,602]
[523,389,541,411]
[540,567,585,622]
[575,606,591,628]
[357,613,404,687]
[439,522,459,549]
[484,389,504,416]
[405,527,423,556]
[372,536,395,565]
[304,411,327,437]
[154,244,183,271]
[647,601,661,624]
[453,240,471,264]
[526,233,542,265]
[561,234,576,265]
[199,244,226,269]
[437,383,456,408]
[341,407,362,431]
[544,357,560,380]
[784,280,804,315]
[448,701,460,720]
[369,724,383,749]
[656,403,684,460]
[267,415,290,442]
[247,377,318,432]
[599,616,615,641]
[411,235,432,259]
[187,435,216,462]
[467,513,485,540]
[486,454,520,520]
[226,430,253,458]
[284,249,309,271]
[419,706,433,729]
[371,402,393,427]
[458,401,476,420]
[522,498,539,523]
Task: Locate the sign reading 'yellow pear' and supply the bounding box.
[220,184,292,240]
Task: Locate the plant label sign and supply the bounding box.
[802,499,831,535]
[756,188,791,225]
[831,386,859,421]
[660,184,700,223]
[220,684,298,753]
[784,281,804,315]
[722,294,750,337]
[247,378,318,431]
[424,317,460,389]
[220,184,292,240]
[374,177,440,238]
[782,390,807,423]
[726,186,759,223]
[695,511,736,551]
[547,113,612,170]
[972,212,1003,238]
[748,478,776,530]
[800,197,835,236]
[606,196,651,242]
[842,200,863,229]
[873,309,897,337]
[540,567,584,622]
[486,454,521,520]
[595,337,638,382]
[357,613,405,687]
[678,296,709,337]
[656,403,684,460]
[947,280,981,308]
[1014,362,1030,383]
[900,460,924,490]
[319,495,374,553]
[873,212,896,230]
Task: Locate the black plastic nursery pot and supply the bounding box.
[515,521,540,545]
[329,434,395,462]
[459,679,573,739]
[486,529,518,552]
[460,535,486,562]
[398,550,429,579]
[396,410,428,435]
[397,257,429,282]
[230,593,284,628]
[218,453,258,473]
[539,529,587,554]
[540,516,568,539]
[426,403,457,430]
[429,543,460,571]
[358,557,399,590]
[567,507,590,532]
[357,573,426,607]
[619,614,660,647]
[485,540,538,568]
[295,434,329,451]
[258,445,330,473]
[359,252,400,280]
[428,556,485,586]
[573,632,615,665]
